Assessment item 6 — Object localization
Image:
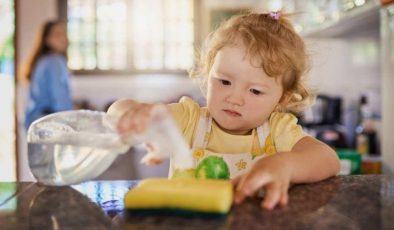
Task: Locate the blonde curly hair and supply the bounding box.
[189,12,313,114]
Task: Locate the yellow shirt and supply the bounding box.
[168,96,307,155]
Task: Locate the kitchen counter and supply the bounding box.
[0,175,393,229]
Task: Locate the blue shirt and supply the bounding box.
[24,53,73,130]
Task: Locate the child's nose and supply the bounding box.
[226,90,244,106]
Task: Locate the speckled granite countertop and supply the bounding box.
[0,175,393,230]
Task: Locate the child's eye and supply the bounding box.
[250,89,262,95]
[219,79,231,86]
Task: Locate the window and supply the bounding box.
[65,0,195,73]
[0,0,16,181]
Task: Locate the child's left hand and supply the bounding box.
[232,153,292,210]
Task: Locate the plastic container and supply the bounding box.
[336,148,361,175]
[361,155,382,174]
[27,107,193,186]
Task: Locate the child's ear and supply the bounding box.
[279,92,291,107]
[274,94,290,112]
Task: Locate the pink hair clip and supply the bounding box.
[269,11,281,20]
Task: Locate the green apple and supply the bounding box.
[195,156,230,179]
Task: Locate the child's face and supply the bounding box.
[207,44,283,135]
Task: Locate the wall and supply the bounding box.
[17,0,58,181]
[381,6,394,174]
[71,74,204,111]
[305,26,381,145]
[200,0,261,38]
[17,0,57,65]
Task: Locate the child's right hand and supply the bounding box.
[116,102,155,136]
[140,143,164,165]
[111,101,169,165]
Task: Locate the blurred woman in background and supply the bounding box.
[22,20,73,130]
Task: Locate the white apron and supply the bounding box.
[189,111,271,179]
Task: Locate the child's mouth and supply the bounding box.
[223,109,241,117]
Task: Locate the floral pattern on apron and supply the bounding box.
[191,111,274,179]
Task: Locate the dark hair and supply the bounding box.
[21,20,67,82]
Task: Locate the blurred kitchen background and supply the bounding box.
[1,0,393,181]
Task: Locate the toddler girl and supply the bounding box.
[108,12,340,210]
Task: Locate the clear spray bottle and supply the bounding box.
[27,106,193,186]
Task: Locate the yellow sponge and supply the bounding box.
[124,178,233,215]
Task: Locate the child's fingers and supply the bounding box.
[234,173,271,204]
[117,111,129,132]
[118,104,151,134]
[231,175,242,186]
[140,153,163,165]
[133,108,152,133]
[231,175,247,204]
[139,105,162,132]
[279,184,289,206]
[279,191,288,207]
[117,109,139,134]
[145,142,156,152]
[143,143,164,165]
[147,158,163,165]
[150,104,170,123]
[261,183,281,210]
